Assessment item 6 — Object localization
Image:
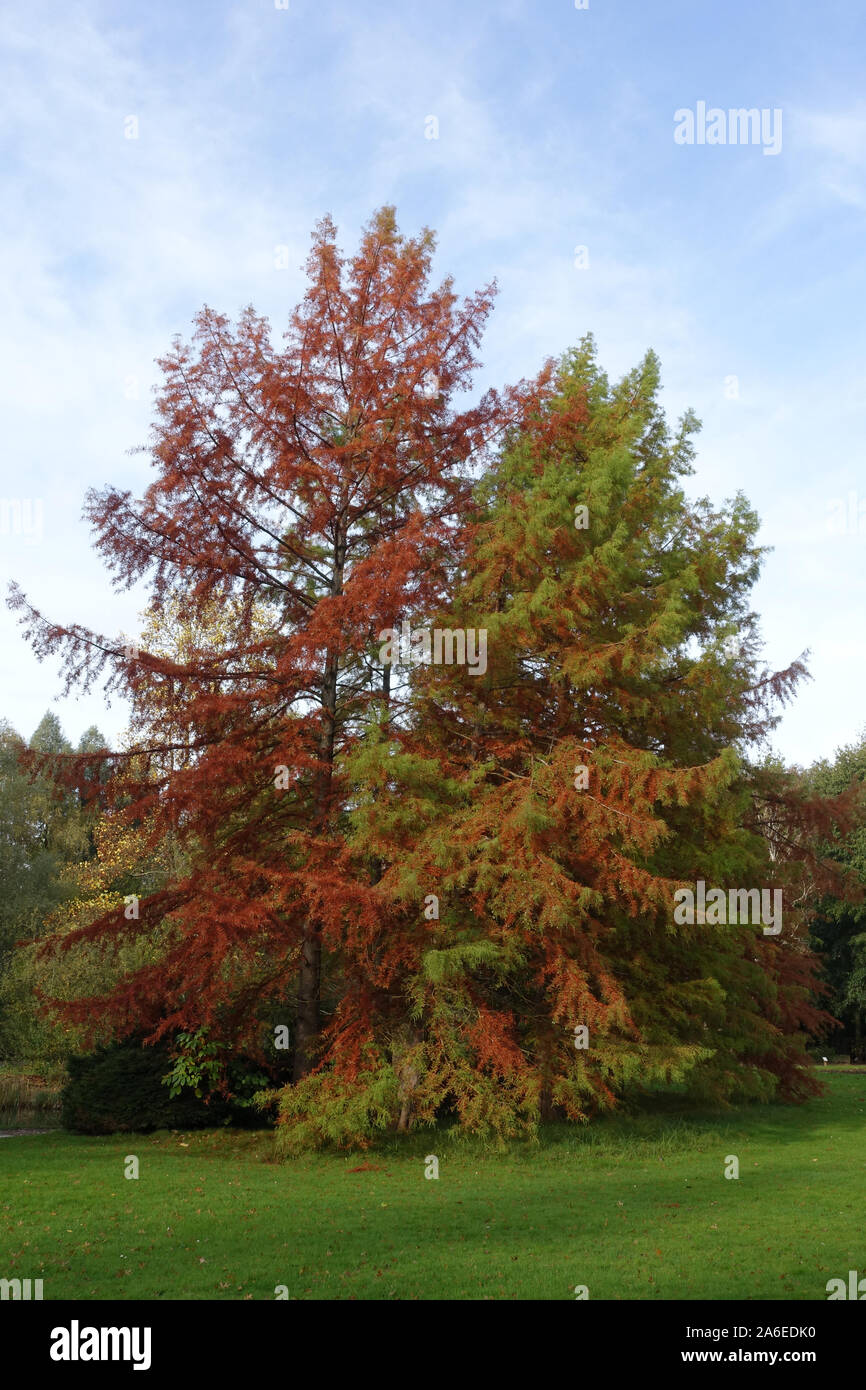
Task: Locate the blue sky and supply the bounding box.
[1,0,864,765]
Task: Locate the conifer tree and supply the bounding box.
[8,209,535,1081]
[282,339,856,1147]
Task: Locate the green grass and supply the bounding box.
[2,1074,866,1300]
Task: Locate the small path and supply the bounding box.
[0,1128,54,1138]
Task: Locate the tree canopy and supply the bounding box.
[7,209,863,1147]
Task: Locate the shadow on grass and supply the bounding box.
[364,1071,866,1165]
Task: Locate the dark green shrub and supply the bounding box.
[61,1036,270,1134]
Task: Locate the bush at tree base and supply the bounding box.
[60,1037,271,1134]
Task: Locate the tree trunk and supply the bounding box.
[293,927,321,1082]
[292,664,337,1082]
[539,1081,554,1124]
[396,1026,424,1131]
[293,534,343,1082]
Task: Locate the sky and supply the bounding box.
[1,0,864,766]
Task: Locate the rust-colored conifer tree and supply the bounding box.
[9,208,538,1081]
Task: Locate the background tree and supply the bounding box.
[803,735,866,1059]
[0,713,107,1060]
[0,713,98,956]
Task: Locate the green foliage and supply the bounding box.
[60,1036,269,1135]
[0,927,170,1065]
[163,1030,225,1099]
[0,714,110,1060]
[275,1061,403,1156]
[804,733,866,1051]
[163,1029,269,1110]
[0,720,71,953]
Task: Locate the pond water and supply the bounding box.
[0,1128,54,1138]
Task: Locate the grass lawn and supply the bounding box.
[2,1073,865,1300]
